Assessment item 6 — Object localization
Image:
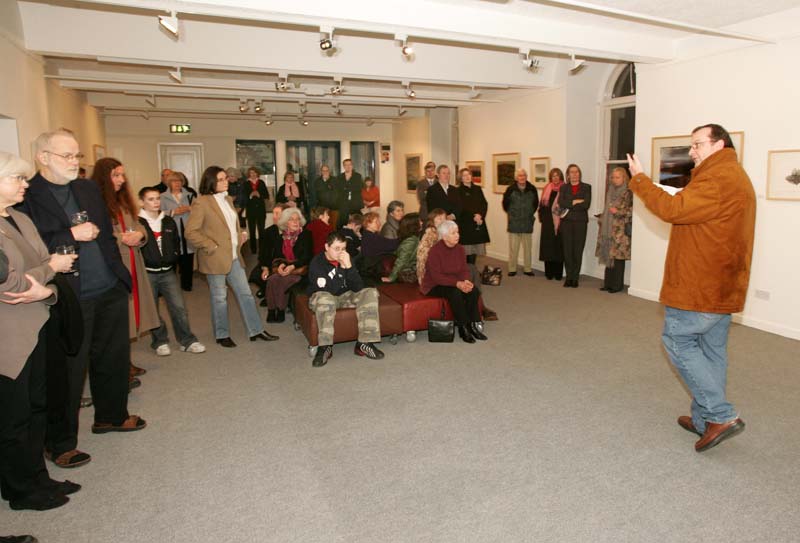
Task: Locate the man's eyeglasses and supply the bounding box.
[690,140,716,150]
[45,151,85,162]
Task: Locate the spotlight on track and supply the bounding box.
[402,80,416,99]
[264,115,273,126]
[397,106,407,116]
[254,101,263,113]
[276,73,289,92]
[570,53,585,73]
[168,67,182,83]
[319,26,336,51]
[158,11,179,38]
[519,49,540,72]
[395,34,414,58]
[238,99,249,113]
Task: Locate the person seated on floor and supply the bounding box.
[260,207,312,323]
[252,203,285,301]
[307,231,384,368]
[381,212,421,284]
[137,186,206,356]
[339,212,363,260]
[416,208,447,287]
[420,220,488,344]
[359,212,399,282]
[306,206,334,256]
[380,200,405,239]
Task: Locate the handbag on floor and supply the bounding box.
[428,300,455,343]
[480,265,503,286]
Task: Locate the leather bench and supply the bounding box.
[293,290,404,355]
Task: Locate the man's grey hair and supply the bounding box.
[386,200,404,214]
[33,128,77,164]
[436,220,458,240]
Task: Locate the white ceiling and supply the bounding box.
[15,0,796,124]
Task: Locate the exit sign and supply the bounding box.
[170,124,191,134]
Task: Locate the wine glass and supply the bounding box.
[71,211,89,226]
[55,244,78,276]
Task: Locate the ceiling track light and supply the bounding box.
[298,115,309,126]
[570,53,585,73]
[264,115,273,126]
[239,99,249,113]
[299,101,308,115]
[319,26,336,51]
[330,75,344,95]
[145,94,156,107]
[276,73,289,92]
[254,101,263,113]
[395,34,414,58]
[397,106,407,116]
[158,10,179,38]
[402,80,416,99]
[467,86,481,99]
[332,102,342,115]
[168,67,182,83]
[520,49,540,71]
[366,118,374,127]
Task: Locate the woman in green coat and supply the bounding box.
[381,213,421,283]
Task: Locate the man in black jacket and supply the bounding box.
[138,187,205,357]
[19,129,146,469]
[307,231,383,367]
[336,159,363,228]
[425,165,461,220]
[313,165,341,227]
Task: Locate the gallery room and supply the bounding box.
[1,1,799,542]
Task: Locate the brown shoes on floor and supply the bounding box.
[91,415,147,434]
[678,416,745,452]
[45,449,91,468]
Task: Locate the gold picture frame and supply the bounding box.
[492,152,520,194]
[767,149,800,201]
[651,131,743,189]
[529,156,550,189]
[405,153,422,193]
[465,161,484,186]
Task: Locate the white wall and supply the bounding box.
[105,116,395,204]
[630,31,800,339]
[457,87,567,266]
[0,2,104,165]
[392,115,431,212]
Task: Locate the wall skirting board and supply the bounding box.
[628,288,800,341]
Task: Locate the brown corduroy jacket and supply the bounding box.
[629,147,755,314]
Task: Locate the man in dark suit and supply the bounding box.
[19,129,147,469]
[336,159,363,228]
[425,164,461,221]
[415,161,437,223]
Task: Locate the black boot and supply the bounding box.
[458,325,476,344]
[276,309,286,323]
[469,323,488,341]
[266,309,277,322]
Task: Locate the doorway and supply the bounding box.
[285,141,341,208]
[0,116,20,155]
[158,143,204,190]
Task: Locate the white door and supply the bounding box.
[158,143,204,190]
[0,116,20,155]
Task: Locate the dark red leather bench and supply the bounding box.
[293,290,404,355]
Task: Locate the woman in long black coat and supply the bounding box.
[557,164,592,288]
[456,167,489,264]
[538,168,566,280]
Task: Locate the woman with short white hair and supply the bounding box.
[419,220,487,344]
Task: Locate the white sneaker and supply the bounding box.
[155,344,171,356]
[180,342,206,354]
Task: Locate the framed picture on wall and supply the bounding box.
[529,156,550,189]
[92,144,106,163]
[767,149,800,201]
[651,131,744,189]
[405,153,422,193]
[465,161,484,186]
[492,152,520,194]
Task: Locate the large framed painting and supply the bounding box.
[465,161,484,186]
[492,152,520,194]
[529,156,550,189]
[405,153,422,193]
[651,131,744,189]
[767,149,800,201]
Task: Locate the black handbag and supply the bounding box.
[427,300,455,343]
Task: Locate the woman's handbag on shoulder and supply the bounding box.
[428,301,455,343]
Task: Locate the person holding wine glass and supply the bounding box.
[92,158,160,383]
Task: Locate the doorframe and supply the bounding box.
[157,142,205,188]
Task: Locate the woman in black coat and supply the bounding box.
[455,167,489,265]
[557,164,592,288]
[243,166,269,253]
[276,170,306,214]
[538,168,566,280]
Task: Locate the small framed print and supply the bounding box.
[529,156,550,189]
[767,149,800,201]
[405,153,422,193]
[492,152,520,194]
[465,161,484,186]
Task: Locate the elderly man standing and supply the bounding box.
[627,123,755,452]
[502,168,539,276]
[155,168,172,193]
[314,164,341,228]
[336,159,363,228]
[416,161,437,223]
[20,129,146,469]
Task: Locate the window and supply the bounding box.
[602,64,636,190]
[236,139,277,192]
[350,142,377,184]
[285,141,341,208]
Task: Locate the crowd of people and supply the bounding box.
[1,122,756,542]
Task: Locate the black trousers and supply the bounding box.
[46,283,131,456]
[429,285,481,326]
[177,252,194,291]
[0,325,49,502]
[560,221,588,282]
[544,261,563,279]
[247,214,265,253]
[603,259,626,291]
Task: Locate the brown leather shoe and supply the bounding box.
[677,416,702,436]
[45,449,91,468]
[695,418,745,452]
[482,308,498,321]
[130,363,147,377]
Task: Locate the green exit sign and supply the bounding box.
[170,124,191,134]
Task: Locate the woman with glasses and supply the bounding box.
[185,166,279,347]
[0,152,79,511]
[93,158,160,384]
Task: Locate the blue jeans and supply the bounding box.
[206,259,264,339]
[148,271,198,349]
[662,306,737,433]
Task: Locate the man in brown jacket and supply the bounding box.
[627,123,755,453]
